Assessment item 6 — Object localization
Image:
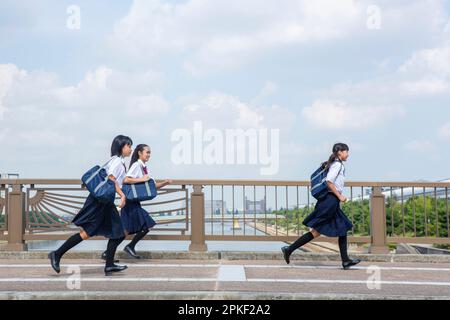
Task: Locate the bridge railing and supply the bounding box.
[0,179,449,252]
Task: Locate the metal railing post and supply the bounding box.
[189,184,207,252]
[3,183,27,251]
[369,186,389,254]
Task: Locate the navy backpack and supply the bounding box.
[310,161,343,200]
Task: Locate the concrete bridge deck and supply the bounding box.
[0,251,449,300]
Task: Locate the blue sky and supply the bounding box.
[1,0,450,181]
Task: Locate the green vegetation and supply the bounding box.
[265,196,450,239]
[26,211,68,228]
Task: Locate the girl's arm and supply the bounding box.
[327,181,347,202]
[156,179,172,189]
[109,175,126,208]
[123,175,149,184]
[122,175,172,189]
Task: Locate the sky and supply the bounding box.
[1,0,450,182]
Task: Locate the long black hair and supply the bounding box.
[129,144,149,169]
[323,143,349,170]
[111,135,133,157]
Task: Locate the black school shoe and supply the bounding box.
[342,259,361,270]
[48,251,61,274]
[104,264,128,276]
[281,246,291,265]
[124,245,141,259]
[101,251,120,263]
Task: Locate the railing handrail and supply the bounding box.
[1,178,450,252]
[1,179,450,188]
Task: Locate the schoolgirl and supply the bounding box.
[118,144,171,259]
[49,135,133,276]
[281,143,361,270]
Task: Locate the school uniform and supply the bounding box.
[120,159,156,234]
[303,160,353,237]
[72,156,126,239]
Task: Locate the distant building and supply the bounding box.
[382,179,450,200]
[0,173,19,179]
[205,200,227,215]
[244,196,266,214]
[0,173,19,199]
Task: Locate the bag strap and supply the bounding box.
[85,156,117,185]
[337,160,345,177]
[101,156,118,169]
[328,160,344,184]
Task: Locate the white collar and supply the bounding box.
[120,156,125,164]
[138,159,146,167]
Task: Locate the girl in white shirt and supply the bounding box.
[120,144,171,259]
[49,135,132,276]
[282,143,361,270]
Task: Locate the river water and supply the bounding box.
[27,221,289,252]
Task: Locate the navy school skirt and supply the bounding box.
[72,194,125,239]
[120,201,156,235]
[303,193,353,237]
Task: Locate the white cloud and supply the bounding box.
[179,91,296,131]
[126,94,170,117]
[104,0,450,76]
[302,99,405,130]
[0,63,170,176]
[394,44,450,95]
[398,45,450,77]
[251,81,279,105]
[0,64,26,118]
[326,43,450,98]
[438,122,450,139]
[110,0,364,74]
[404,139,437,153]
[181,92,264,128]
[399,77,450,95]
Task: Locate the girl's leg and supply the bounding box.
[105,236,125,267]
[339,235,362,269]
[310,229,321,238]
[126,228,149,251]
[289,228,320,252]
[49,231,87,273]
[338,235,350,262]
[56,231,87,257]
[282,228,320,264]
[102,230,127,261]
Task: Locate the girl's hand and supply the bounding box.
[142,175,151,182]
[339,194,348,203]
[164,179,172,185]
[119,195,126,208]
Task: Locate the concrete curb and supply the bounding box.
[0,291,449,300]
[1,251,450,263]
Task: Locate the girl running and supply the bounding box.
[49,135,133,276]
[281,143,361,270]
[119,144,171,259]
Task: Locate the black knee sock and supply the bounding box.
[338,235,350,262]
[55,233,83,258]
[288,231,314,254]
[105,237,125,267]
[128,228,149,250]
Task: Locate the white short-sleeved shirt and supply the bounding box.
[105,156,127,188]
[126,159,148,179]
[326,160,346,194]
